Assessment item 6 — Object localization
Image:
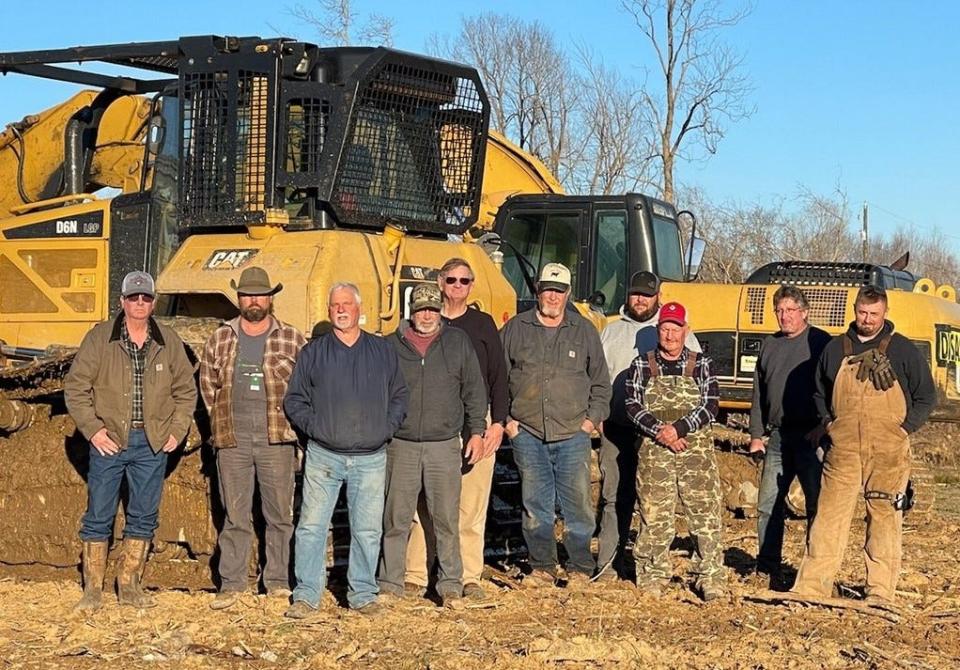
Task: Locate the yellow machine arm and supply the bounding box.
[476,130,564,230]
[0,91,151,222]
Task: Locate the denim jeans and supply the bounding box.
[292,442,386,609]
[80,429,168,541]
[511,428,596,574]
[756,428,822,571]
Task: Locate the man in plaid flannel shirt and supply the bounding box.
[200,267,306,610]
[624,301,724,601]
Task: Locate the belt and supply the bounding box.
[131,420,145,429]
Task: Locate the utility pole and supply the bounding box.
[861,201,868,263]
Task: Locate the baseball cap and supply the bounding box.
[628,271,660,297]
[121,271,156,298]
[537,262,572,292]
[658,302,687,327]
[410,283,442,312]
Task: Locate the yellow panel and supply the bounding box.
[0,256,57,313]
[18,248,98,288]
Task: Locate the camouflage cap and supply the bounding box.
[410,283,442,312]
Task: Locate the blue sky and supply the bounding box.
[3,0,958,254]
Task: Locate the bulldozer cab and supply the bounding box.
[493,193,702,316]
[0,36,489,328]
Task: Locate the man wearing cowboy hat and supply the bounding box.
[200,266,307,609]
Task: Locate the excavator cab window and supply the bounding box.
[500,211,581,305]
[651,213,685,282]
[592,209,629,314]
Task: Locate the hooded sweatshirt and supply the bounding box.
[813,320,936,434]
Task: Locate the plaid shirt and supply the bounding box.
[624,348,719,439]
[120,321,152,424]
[199,316,306,448]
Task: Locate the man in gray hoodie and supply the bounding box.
[596,271,700,580]
[380,283,487,609]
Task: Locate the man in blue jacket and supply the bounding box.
[283,283,408,618]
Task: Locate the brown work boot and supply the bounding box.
[74,540,109,612]
[116,538,156,609]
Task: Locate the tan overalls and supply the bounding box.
[634,352,724,590]
[792,336,911,601]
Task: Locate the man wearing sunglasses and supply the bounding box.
[64,271,197,611]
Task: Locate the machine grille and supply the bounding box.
[746,286,767,325]
[332,60,486,234]
[805,287,849,328]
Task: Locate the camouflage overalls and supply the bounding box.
[634,352,725,590]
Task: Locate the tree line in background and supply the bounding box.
[288,0,959,290]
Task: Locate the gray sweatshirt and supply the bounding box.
[749,325,831,439]
[601,305,701,426]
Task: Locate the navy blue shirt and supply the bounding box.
[284,331,408,454]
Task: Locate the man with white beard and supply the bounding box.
[500,263,610,588]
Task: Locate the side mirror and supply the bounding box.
[587,290,606,311]
[685,236,706,281]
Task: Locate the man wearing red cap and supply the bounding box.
[624,301,724,601]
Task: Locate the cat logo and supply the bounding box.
[204,249,259,270]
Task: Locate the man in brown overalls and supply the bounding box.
[792,285,935,604]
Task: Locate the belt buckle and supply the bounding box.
[131,420,145,429]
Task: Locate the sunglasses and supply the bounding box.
[124,293,155,304]
[444,277,473,286]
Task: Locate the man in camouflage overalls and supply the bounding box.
[624,302,724,601]
[792,285,935,604]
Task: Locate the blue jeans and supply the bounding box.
[80,429,168,541]
[757,428,822,571]
[511,429,596,574]
[292,442,386,609]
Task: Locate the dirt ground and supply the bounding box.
[1,491,959,670]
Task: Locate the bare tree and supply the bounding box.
[429,13,656,194]
[287,0,394,46]
[622,0,754,203]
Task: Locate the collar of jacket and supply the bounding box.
[844,318,895,343]
[226,315,283,339]
[109,312,166,346]
[518,306,573,328]
[396,319,445,350]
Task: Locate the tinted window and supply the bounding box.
[593,210,628,314]
[651,214,684,282]
[501,211,580,300]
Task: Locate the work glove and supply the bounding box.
[870,351,897,391]
[847,350,876,383]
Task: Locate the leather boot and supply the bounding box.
[116,538,156,608]
[74,540,108,611]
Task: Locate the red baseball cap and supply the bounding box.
[658,302,687,327]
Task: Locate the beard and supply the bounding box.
[627,298,659,323]
[241,304,271,323]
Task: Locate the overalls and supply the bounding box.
[634,352,724,590]
[793,336,911,600]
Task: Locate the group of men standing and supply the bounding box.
[63,257,935,614]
